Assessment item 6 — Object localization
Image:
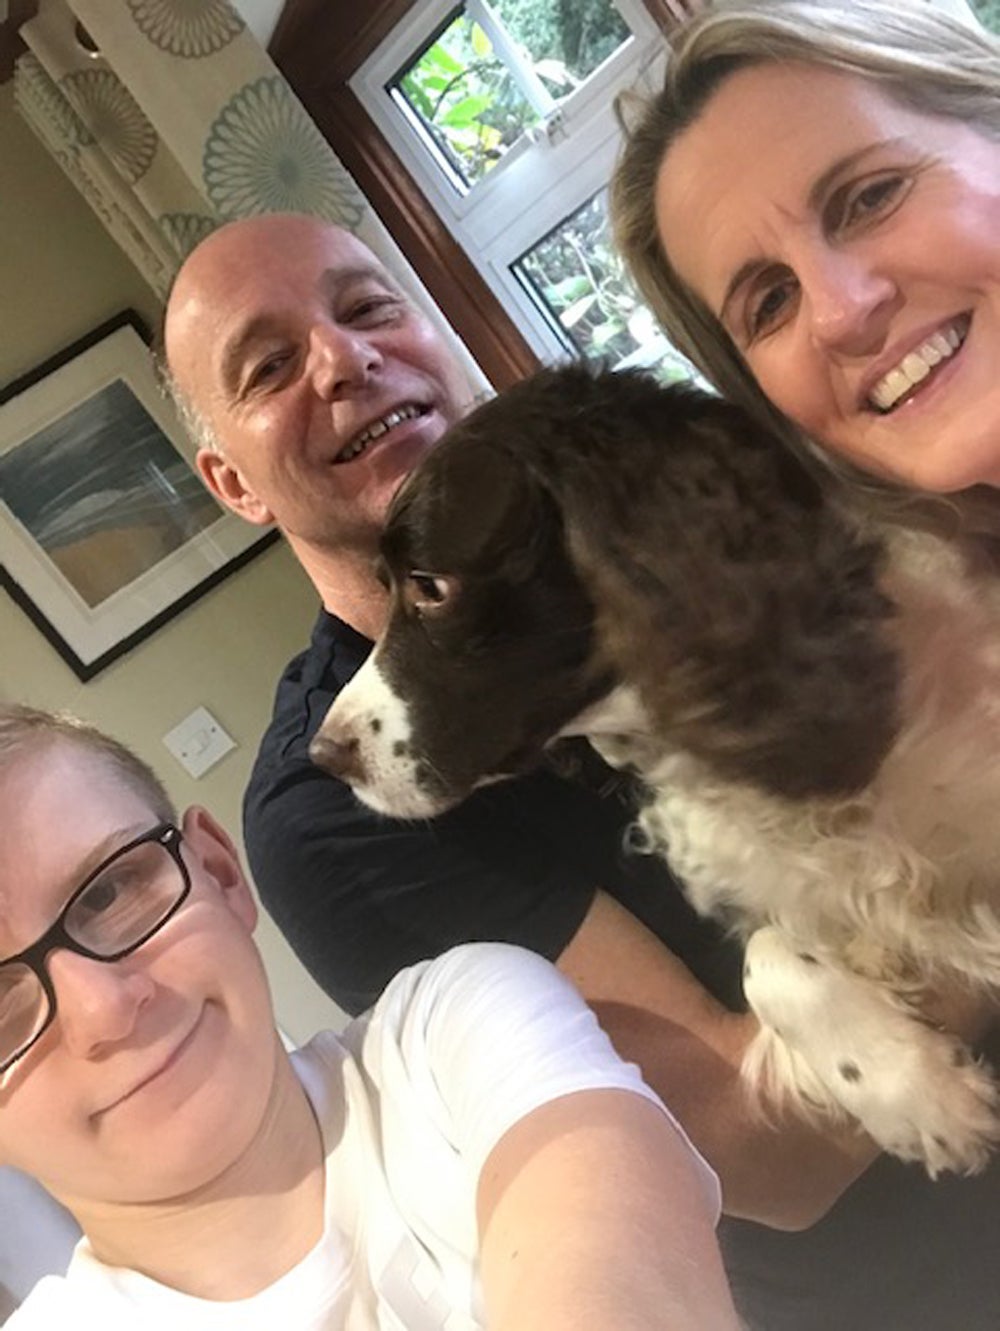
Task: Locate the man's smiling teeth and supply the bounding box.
[337,404,425,463]
[868,323,966,413]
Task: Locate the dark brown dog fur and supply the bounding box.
[377,363,900,802]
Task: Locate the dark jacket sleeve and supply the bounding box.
[243,611,742,1016]
[244,751,616,1014]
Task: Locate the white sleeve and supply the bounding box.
[360,942,720,1214]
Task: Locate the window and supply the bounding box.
[928,0,997,27]
[353,0,687,373]
[389,0,632,192]
[968,0,1000,31]
[511,188,693,379]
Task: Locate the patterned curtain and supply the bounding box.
[12,0,484,385]
[14,1,186,297]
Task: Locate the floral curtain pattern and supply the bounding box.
[12,0,485,393]
[124,0,245,58]
[14,4,182,296]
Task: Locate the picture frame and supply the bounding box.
[0,310,278,681]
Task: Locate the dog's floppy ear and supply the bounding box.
[523,371,901,799]
[386,429,556,580]
[386,428,543,574]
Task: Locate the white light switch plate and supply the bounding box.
[163,706,236,778]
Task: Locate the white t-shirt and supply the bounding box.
[12,943,719,1330]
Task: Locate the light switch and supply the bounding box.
[162,706,236,778]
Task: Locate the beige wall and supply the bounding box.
[0,84,162,384]
[0,85,347,1042]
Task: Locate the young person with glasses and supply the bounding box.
[0,703,737,1331]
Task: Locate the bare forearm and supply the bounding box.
[592,993,876,1228]
[560,891,877,1228]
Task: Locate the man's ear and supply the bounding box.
[180,805,258,932]
[196,447,275,527]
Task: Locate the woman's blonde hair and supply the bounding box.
[611,0,1000,526]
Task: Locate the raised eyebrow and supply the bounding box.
[0,823,153,960]
[719,257,772,330]
[319,262,402,297]
[717,139,903,326]
[70,822,156,893]
[217,265,404,396]
[805,139,903,218]
[320,265,409,317]
[218,314,280,399]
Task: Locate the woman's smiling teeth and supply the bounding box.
[336,403,428,463]
[868,319,969,414]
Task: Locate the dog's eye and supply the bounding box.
[405,571,457,616]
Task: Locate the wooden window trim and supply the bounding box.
[269,1,694,388]
[0,2,40,83]
[270,0,539,389]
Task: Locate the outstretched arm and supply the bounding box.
[478,1088,739,1331]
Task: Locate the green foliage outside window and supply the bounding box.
[517,192,646,365]
[397,16,538,187]
[970,0,1000,32]
[396,0,631,187]
[492,0,631,90]
[516,191,697,382]
[398,2,693,378]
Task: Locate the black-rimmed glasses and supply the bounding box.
[0,823,190,1076]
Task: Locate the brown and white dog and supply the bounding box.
[311,363,1000,1175]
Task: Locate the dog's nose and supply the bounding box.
[309,730,365,783]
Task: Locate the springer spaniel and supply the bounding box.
[311,364,1000,1176]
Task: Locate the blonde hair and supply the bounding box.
[612,0,1000,525]
[0,704,175,822]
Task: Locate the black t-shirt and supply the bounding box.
[245,609,1000,1330]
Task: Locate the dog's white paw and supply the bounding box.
[741,926,1000,1176]
[839,1025,1000,1177]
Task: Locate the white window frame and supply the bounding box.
[352,0,667,361]
[929,0,983,23]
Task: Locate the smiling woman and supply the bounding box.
[653,63,1000,494]
[611,0,1000,500]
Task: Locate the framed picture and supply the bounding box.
[0,310,278,681]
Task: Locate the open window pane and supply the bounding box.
[512,190,698,382]
[390,10,539,191]
[356,0,665,362]
[491,0,632,95]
